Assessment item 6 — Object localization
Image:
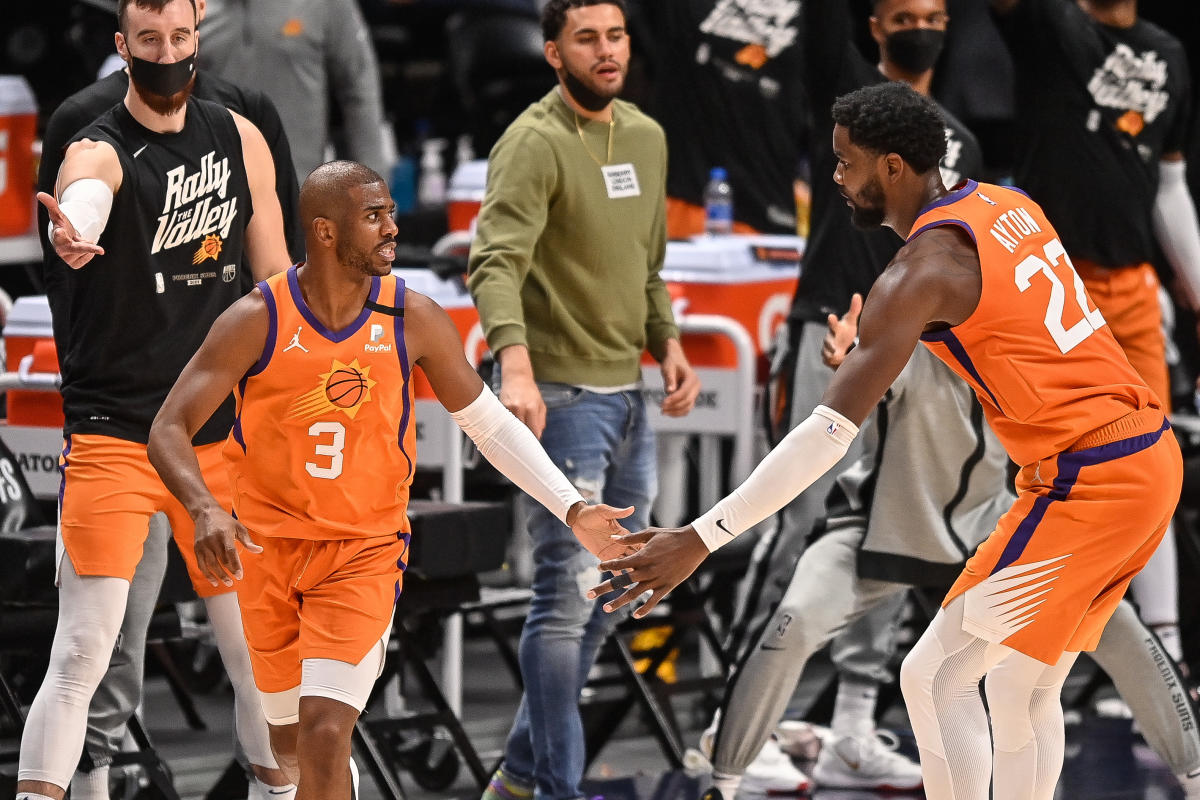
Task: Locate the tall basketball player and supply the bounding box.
[147,161,636,799]
[590,82,1184,800]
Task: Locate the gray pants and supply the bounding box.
[727,319,897,682]
[80,513,168,768]
[713,525,1200,778]
[712,527,907,775]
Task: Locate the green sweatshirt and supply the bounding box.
[467,89,679,387]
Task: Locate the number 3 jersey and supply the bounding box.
[912,180,1154,467]
[224,266,417,540]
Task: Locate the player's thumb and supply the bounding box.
[846,293,864,323]
[236,525,263,553]
[600,504,635,521]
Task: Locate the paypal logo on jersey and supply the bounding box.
[365,323,392,353]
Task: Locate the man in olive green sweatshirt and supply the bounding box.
[467,2,699,799]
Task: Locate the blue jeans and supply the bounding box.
[501,383,657,800]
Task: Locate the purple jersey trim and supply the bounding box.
[287,265,381,343]
[920,328,1002,409]
[991,419,1171,573]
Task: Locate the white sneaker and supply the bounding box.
[740,738,812,795]
[811,731,923,790]
[699,715,811,795]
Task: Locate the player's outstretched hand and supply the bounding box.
[193,507,263,588]
[571,503,637,561]
[37,192,104,268]
[822,292,863,368]
[588,525,709,618]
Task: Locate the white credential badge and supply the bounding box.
[601,163,640,199]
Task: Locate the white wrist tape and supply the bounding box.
[450,386,585,524]
[54,178,114,244]
[1153,160,1200,306]
[691,405,858,552]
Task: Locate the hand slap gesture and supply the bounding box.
[571,503,639,561]
[587,525,710,618]
[38,192,105,268]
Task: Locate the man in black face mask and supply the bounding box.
[16,1,293,799]
[31,0,306,796]
[690,0,983,795]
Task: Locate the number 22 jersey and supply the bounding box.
[224,266,417,540]
[912,180,1154,467]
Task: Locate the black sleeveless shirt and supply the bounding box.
[60,97,252,445]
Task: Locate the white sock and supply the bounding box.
[256,778,297,799]
[711,771,742,798]
[831,678,877,738]
[17,794,58,800]
[70,765,111,800]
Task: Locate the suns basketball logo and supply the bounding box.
[192,234,223,265]
[288,358,377,420]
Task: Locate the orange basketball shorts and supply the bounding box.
[58,433,236,598]
[236,533,409,694]
[943,406,1183,664]
[1075,260,1171,412]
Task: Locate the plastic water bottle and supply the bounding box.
[418,138,447,209]
[704,166,734,235]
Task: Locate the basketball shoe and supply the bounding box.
[811,730,923,790]
[699,718,811,794]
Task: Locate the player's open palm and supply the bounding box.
[193,507,263,588]
[822,292,863,368]
[37,192,105,268]
[588,526,709,618]
[571,503,638,560]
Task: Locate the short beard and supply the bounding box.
[848,178,887,229]
[131,72,196,115]
[337,238,388,277]
[560,62,621,113]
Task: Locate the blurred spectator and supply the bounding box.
[200,0,391,183]
[632,0,810,237]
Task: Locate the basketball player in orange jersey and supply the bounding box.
[589,81,1184,800]
[147,160,637,799]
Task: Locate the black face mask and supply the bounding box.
[885,28,945,74]
[129,51,196,98]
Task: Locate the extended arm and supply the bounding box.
[147,293,270,585]
[234,112,292,281]
[406,290,635,559]
[37,139,123,268]
[591,231,973,616]
[1153,154,1200,312]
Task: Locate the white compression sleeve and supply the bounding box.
[450,386,585,524]
[54,178,113,243]
[1153,160,1200,306]
[691,405,858,552]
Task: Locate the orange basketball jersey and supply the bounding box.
[911,181,1155,466]
[223,266,417,540]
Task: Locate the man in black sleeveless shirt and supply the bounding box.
[16,2,292,799]
[33,5,303,792]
